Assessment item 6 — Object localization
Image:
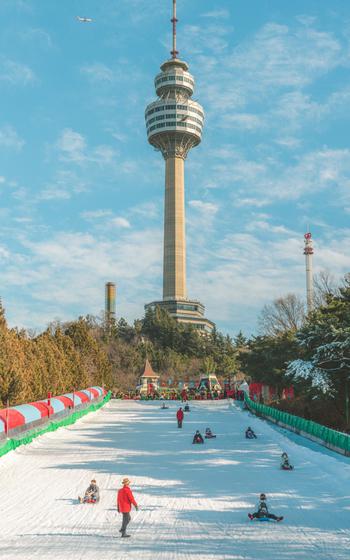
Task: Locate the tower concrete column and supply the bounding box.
[163,156,186,300]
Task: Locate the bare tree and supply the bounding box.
[313,269,337,308]
[258,293,305,337]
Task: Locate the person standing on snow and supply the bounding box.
[176,407,184,428]
[117,478,138,538]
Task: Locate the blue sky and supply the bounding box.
[0,0,350,337]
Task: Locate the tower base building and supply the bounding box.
[145,298,214,333]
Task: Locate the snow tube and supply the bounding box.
[29,401,53,418]
[74,391,89,404]
[80,389,93,401]
[87,387,100,399]
[48,397,66,414]
[0,386,106,436]
[0,408,25,431]
[9,404,41,425]
[250,516,277,523]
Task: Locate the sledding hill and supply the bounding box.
[0,400,349,559]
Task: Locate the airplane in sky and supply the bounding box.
[76,16,93,23]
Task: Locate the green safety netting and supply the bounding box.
[245,393,350,453]
[0,391,111,459]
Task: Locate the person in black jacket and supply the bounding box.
[245,426,257,439]
[248,493,283,521]
[192,430,204,444]
[79,479,100,503]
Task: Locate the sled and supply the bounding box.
[78,496,99,504]
[250,516,281,523]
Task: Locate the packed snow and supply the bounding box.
[1,399,350,559]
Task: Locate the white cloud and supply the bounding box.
[246,220,293,235]
[2,228,162,329]
[0,57,35,85]
[201,10,230,19]
[0,245,10,260]
[20,27,52,48]
[187,229,350,333]
[110,217,131,228]
[220,113,265,130]
[57,129,86,163]
[81,210,112,220]
[56,129,118,167]
[233,197,270,208]
[80,63,114,83]
[38,170,88,201]
[0,126,25,150]
[227,23,341,90]
[188,200,218,215]
[208,147,350,205]
[92,144,117,165]
[131,201,160,220]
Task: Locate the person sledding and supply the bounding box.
[192,430,204,444]
[79,479,100,503]
[245,426,257,439]
[205,427,216,439]
[248,493,283,522]
[280,452,294,470]
[184,403,190,412]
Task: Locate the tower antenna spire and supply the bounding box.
[171,0,179,59]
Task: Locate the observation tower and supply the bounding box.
[144,0,214,333]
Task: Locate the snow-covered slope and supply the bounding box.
[1,399,349,559]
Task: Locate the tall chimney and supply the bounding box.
[105,282,116,323]
[303,232,314,313]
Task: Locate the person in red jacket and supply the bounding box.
[176,407,184,428]
[117,478,138,538]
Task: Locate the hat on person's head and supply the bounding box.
[91,479,96,483]
[122,477,131,485]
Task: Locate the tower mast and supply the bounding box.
[171,0,179,59]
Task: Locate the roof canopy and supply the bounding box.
[141,359,159,379]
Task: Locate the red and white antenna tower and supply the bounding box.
[171,0,179,59]
[304,231,314,313]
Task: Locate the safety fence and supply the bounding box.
[244,394,350,457]
[0,391,111,459]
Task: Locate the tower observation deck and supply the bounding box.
[144,0,214,333]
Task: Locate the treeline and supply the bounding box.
[2,271,349,430]
[239,273,350,430]
[0,303,242,406]
[95,306,241,392]
[0,308,112,406]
